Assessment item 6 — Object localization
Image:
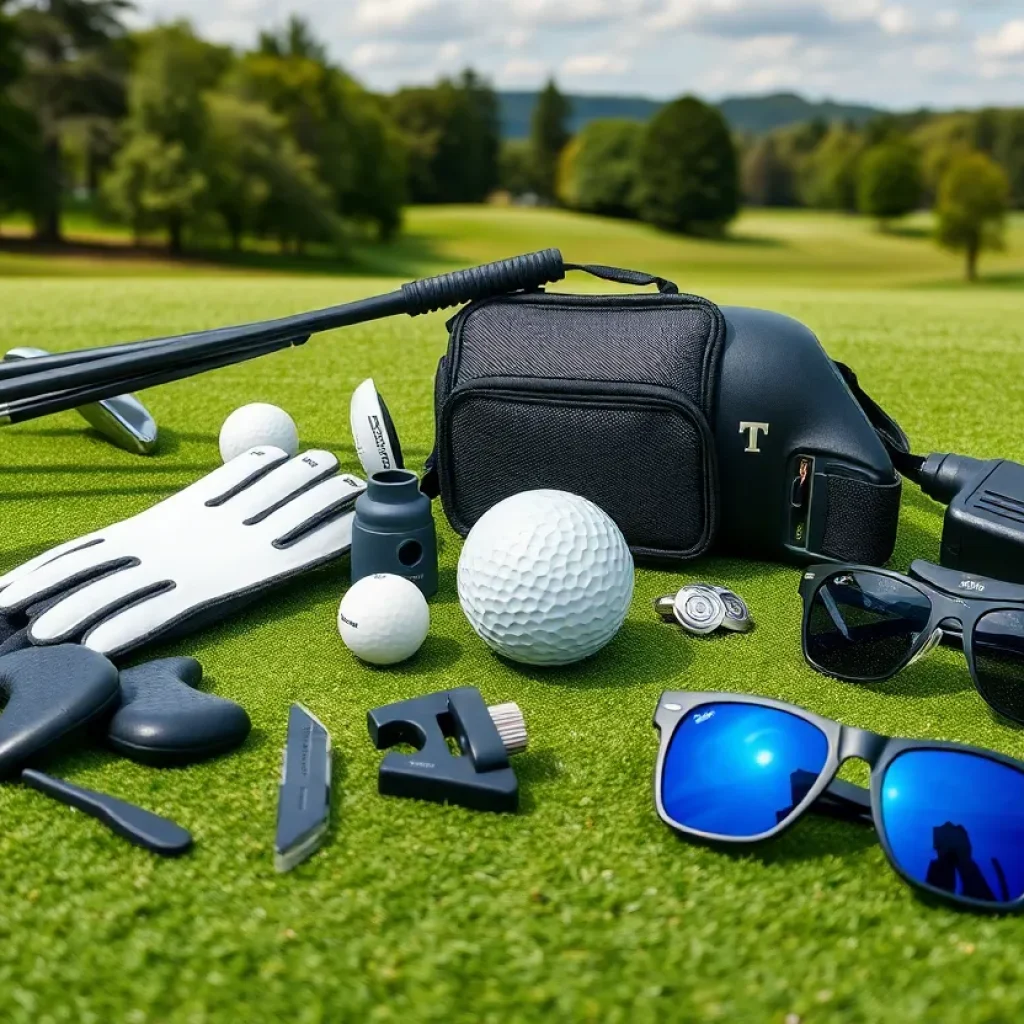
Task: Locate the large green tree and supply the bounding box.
[13,0,131,241]
[557,119,642,217]
[857,142,922,225]
[499,139,533,197]
[741,134,796,207]
[530,78,571,202]
[799,125,863,211]
[204,93,337,252]
[230,47,405,238]
[0,0,41,222]
[636,95,739,235]
[103,23,228,252]
[936,151,1009,282]
[391,70,499,205]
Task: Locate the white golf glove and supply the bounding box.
[0,447,365,657]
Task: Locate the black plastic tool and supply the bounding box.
[21,769,193,856]
[109,657,251,766]
[0,645,121,778]
[367,687,528,813]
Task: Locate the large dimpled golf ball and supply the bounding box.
[458,490,634,666]
[219,403,299,463]
[339,574,430,666]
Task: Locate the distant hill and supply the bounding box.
[718,93,883,134]
[499,91,661,140]
[498,91,886,139]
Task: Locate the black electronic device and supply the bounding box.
[367,687,527,813]
[919,453,1024,584]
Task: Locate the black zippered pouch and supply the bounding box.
[431,264,727,563]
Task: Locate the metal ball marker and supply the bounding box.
[654,584,755,636]
[674,586,727,635]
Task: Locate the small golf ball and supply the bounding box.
[219,403,299,463]
[339,574,430,666]
[458,490,635,667]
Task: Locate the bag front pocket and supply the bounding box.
[437,376,718,562]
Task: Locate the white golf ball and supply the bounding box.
[458,490,635,666]
[338,574,430,666]
[219,403,299,463]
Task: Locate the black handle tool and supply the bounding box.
[22,769,193,856]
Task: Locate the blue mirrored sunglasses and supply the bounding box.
[653,692,1024,912]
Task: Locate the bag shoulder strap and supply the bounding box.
[834,361,924,483]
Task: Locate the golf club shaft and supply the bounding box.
[0,337,294,425]
[0,250,566,406]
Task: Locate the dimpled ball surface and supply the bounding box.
[458,490,634,666]
[338,574,430,666]
[219,403,300,463]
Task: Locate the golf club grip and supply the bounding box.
[401,249,565,316]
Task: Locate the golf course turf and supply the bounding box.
[1,206,1023,1022]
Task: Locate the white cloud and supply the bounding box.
[130,0,1024,108]
[562,53,631,75]
[500,57,549,81]
[733,33,799,60]
[879,5,914,35]
[351,42,406,69]
[977,19,1024,59]
[507,28,532,49]
[353,0,477,41]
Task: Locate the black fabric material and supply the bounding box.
[834,361,924,483]
[435,267,726,562]
[821,474,904,566]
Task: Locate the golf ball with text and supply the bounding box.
[458,490,635,666]
[339,574,430,666]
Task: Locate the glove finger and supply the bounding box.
[28,565,165,644]
[0,534,104,592]
[262,471,366,542]
[0,541,132,612]
[273,509,356,571]
[228,450,340,523]
[83,588,193,658]
[179,446,291,507]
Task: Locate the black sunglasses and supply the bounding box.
[653,691,1024,911]
[799,560,1024,724]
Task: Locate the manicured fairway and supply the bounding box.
[0,207,1022,1023]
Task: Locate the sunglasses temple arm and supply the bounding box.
[812,779,874,828]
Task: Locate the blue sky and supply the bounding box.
[133,0,1024,108]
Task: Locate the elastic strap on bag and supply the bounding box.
[563,263,680,295]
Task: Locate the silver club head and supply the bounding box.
[4,346,158,455]
[673,586,727,636]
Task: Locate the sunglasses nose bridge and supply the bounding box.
[838,725,888,766]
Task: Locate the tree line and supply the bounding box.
[547,84,1019,280]
[0,2,1017,278]
[0,1,508,254]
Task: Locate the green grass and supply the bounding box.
[0,206,1023,1023]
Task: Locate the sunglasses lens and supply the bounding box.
[661,702,829,838]
[881,750,1024,905]
[974,610,1024,724]
[806,571,932,680]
